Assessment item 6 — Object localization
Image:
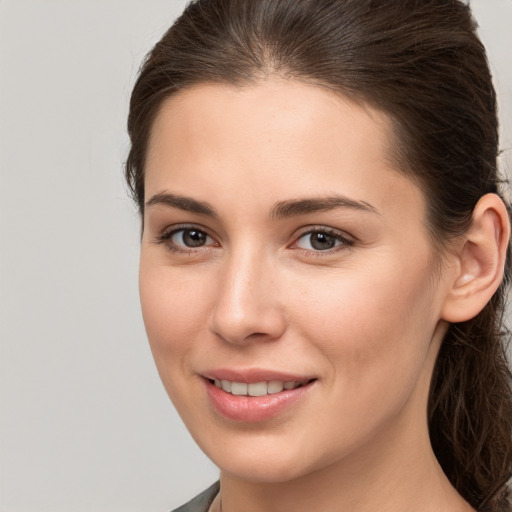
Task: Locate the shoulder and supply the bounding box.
[171,482,220,512]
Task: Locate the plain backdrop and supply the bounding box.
[0,1,511,511]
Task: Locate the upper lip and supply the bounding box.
[202,368,316,384]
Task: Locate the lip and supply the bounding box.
[202,369,317,422]
[203,368,315,384]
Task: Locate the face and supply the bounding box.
[139,79,451,483]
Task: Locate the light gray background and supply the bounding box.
[0,1,511,511]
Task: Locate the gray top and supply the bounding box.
[171,482,220,512]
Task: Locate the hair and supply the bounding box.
[125,0,512,510]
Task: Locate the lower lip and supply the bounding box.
[204,379,315,422]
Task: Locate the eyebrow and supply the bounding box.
[270,195,378,219]
[145,192,217,217]
[145,192,378,219]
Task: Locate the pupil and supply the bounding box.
[311,232,335,250]
[183,230,206,247]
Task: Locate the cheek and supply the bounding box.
[290,254,438,389]
[139,262,214,367]
[138,260,222,420]
[283,262,439,461]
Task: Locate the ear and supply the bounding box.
[441,193,510,323]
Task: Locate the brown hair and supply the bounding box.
[125,0,512,509]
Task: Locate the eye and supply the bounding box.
[171,228,213,248]
[294,228,353,252]
[154,225,218,253]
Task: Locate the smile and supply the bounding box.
[212,379,308,396]
[205,376,316,422]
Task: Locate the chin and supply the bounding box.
[200,435,328,484]
[219,457,312,484]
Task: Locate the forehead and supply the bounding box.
[144,79,423,219]
[147,79,393,166]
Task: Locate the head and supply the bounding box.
[126,0,512,509]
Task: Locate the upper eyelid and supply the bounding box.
[161,223,214,237]
[154,223,219,246]
[292,225,355,241]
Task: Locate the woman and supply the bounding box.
[125,0,512,511]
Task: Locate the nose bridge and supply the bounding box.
[210,241,285,344]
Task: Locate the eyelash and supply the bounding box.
[154,224,217,254]
[292,226,355,255]
[153,224,355,256]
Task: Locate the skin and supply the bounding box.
[138,79,505,512]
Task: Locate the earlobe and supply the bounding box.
[441,193,510,323]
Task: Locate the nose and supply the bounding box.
[209,248,286,345]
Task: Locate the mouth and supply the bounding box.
[203,374,317,422]
[208,378,311,397]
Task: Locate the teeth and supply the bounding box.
[248,382,267,396]
[213,379,306,396]
[268,380,284,394]
[231,382,248,395]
